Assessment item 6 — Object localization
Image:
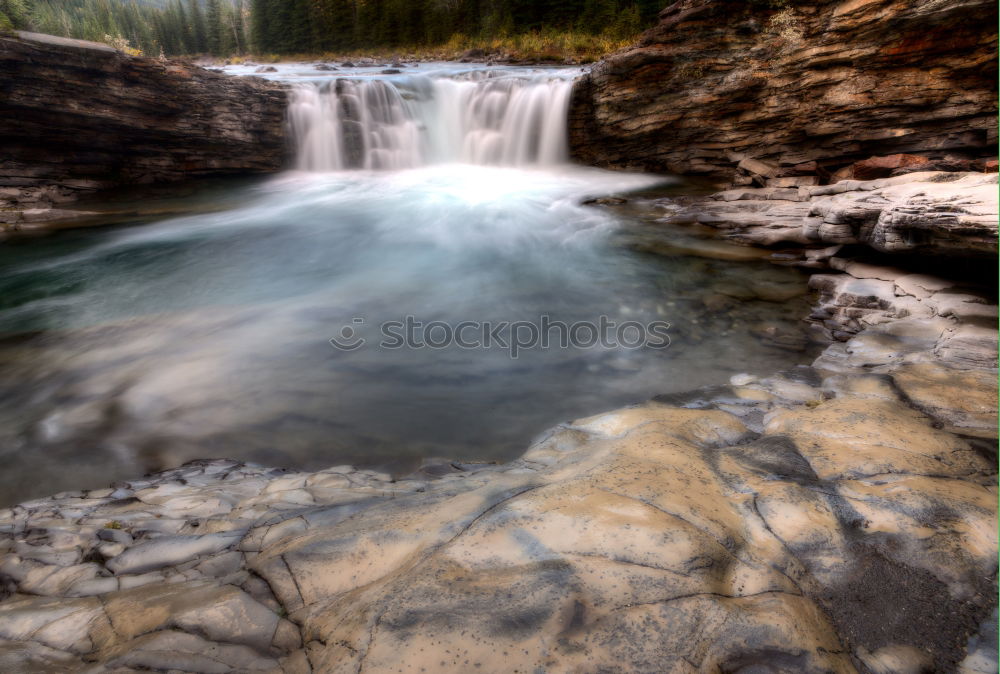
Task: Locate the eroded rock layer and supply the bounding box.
[0,32,287,223]
[569,0,998,181]
[655,171,999,257]
[0,264,995,673]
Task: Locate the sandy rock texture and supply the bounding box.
[569,0,998,181]
[0,32,288,227]
[656,172,998,256]
[0,284,995,672]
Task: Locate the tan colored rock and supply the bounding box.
[764,397,987,481]
[891,362,998,438]
[935,323,1000,369]
[101,581,282,654]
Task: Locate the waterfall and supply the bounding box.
[288,72,575,171]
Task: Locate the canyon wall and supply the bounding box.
[569,0,998,184]
[0,32,287,220]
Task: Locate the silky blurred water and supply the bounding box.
[0,64,818,505]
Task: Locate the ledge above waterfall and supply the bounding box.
[0,32,289,226]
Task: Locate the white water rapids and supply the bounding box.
[286,68,575,170]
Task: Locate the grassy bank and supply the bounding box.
[228,31,638,66]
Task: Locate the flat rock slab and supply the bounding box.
[659,172,998,256]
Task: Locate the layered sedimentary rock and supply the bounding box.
[0,264,996,673]
[0,32,287,224]
[654,171,999,256]
[569,0,998,182]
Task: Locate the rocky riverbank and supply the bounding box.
[0,32,287,229]
[0,172,996,672]
[642,171,999,259]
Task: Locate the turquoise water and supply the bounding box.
[0,165,816,505]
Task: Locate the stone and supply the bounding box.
[851,154,932,180]
[737,157,780,179]
[891,361,999,438]
[894,273,958,299]
[105,530,245,575]
[658,173,998,255]
[0,33,288,220]
[570,0,996,181]
[0,595,113,654]
[99,631,278,672]
[767,176,820,188]
[0,638,82,671]
[928,291,998,321]
[934,322,1000,370]
[101,581,282,653]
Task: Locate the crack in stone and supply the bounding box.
[748,495,816,598]
[279,553,307,609]
[564,552,695,577]
[612,588,801,612]
[356,609,386,674]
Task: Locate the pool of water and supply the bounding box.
[0,63,819,505]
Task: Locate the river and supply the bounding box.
[0,62,816,504]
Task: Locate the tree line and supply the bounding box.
[3,0,249,56]
[252,0,662,53]
[1,0,661,56]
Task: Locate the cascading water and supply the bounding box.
[288,70,576,170]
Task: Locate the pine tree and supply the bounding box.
[187,0,207,53]
[231,0,247,54]
[610,3,641,39]
[250,0,270,52]
[580,0,615,35]
[0,0,32,31]
[206,0,222,55]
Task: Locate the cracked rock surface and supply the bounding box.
[0,273,995,672]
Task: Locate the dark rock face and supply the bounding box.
[569,0,998,182]
[0,32,288,217]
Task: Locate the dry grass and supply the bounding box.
[244,30,637,66]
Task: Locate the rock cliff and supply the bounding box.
[0,32,288,223]
[569,0,998,183]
